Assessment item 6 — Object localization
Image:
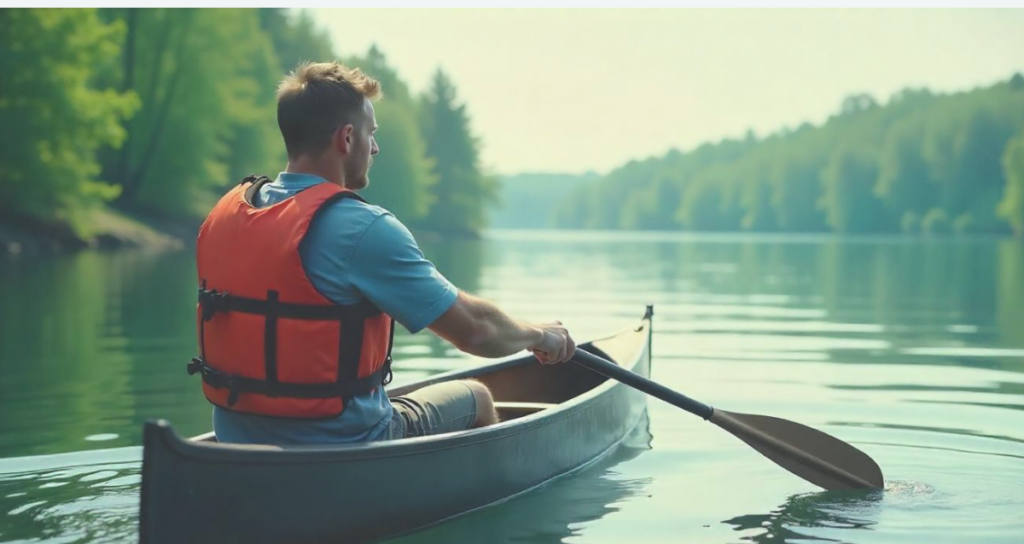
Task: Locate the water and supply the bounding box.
[1,231,1022,543]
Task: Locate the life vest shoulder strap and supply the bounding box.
[235,173,370,208]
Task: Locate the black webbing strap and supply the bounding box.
[199,280,209,362]
[382,318,396,386]
[337,312,364,384]
[264,290,279,387]
[188,357,389,403]
[198,289,381,322]
[241,174,274,204]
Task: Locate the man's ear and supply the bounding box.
[335,124,355,155]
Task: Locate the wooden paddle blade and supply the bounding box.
[709,409,884,491]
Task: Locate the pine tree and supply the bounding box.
[419,69,496,235]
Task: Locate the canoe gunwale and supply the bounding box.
[145,323,646,465]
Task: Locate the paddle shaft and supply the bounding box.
[573,349,714,420]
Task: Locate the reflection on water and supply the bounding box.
[0,450,141,544]
[2,233,1024,543]
[723,489,883,543]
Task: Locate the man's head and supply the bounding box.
[276,62,381,190]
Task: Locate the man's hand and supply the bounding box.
[530,321,577,365]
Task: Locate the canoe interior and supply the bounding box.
[189,316,648,444]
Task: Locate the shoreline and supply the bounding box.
[0,208,188,255]
[4,215,1019,257]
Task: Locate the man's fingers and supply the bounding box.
[531,326,575,365]
[535,349,555,365]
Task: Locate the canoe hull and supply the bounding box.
[140,311,651,544]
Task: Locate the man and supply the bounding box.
[189,61,576,445]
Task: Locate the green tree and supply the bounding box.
[998,129,1024,236]
[875,119,933,221]
[676,163,744,231]
[102,9,280,217]
[769,148,827,232]
[259,9,335,77]
[839,93,879,116]
[419,69,496,234]
[346,46,437,221]
[0,9,137,238]
[950,111,1012,216]
[621,171,682,230]
[821,145,888,232]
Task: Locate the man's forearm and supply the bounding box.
[459,294,543,358]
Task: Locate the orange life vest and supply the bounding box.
[187,175,394,419]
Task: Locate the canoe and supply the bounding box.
[390,414,653,544]
[139,306,653,544]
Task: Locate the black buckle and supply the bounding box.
[187,357,204,376]
[382,356,394,386]
[198,289,230,322]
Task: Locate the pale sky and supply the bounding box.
[309,9,1024,176]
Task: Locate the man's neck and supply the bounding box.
[284,157,344,188]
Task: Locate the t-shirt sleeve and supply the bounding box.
[347,213,459,333]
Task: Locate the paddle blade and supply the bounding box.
[709,409,883,491]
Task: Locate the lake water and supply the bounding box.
[1,231,1023,543]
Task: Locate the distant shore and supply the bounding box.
[6,213,1020,257]
[0,207,488,255]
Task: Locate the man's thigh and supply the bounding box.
[387,380,479,439]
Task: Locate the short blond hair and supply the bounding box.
[276,61,382,159]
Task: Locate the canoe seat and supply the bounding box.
[494,401,557,421]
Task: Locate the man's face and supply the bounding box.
[342,98,379,191]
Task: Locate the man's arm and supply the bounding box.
[336,210,575,363]
[428,291,576,364]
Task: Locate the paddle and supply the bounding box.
[571,348,884,491]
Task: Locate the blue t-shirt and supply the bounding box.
[212,173,458,445]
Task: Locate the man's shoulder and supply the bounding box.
[315,194,392,230]
[339,193,389,214]
[306,194,421,254]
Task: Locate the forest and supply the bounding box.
[552,74,1024,237]
[0,8,495,245]
[3,9,1023,245]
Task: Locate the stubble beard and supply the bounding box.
[343,161,370,191]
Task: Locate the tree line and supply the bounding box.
[0,8,494,242]
[553,74,1024,237]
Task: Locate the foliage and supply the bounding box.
[0,8,137,237]
[4,8,1023,241]
[347,46,437,221]
[418,69,497,235]
[997,129,1024,237]
[1,9,495,241]
[98,9,281,217]
[555,75,1024,235]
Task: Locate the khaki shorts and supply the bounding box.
[386,380,478,439]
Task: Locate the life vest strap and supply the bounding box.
[187,357,391,406]
[199,288,381,322]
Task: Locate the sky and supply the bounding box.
[309,9,1024,176]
